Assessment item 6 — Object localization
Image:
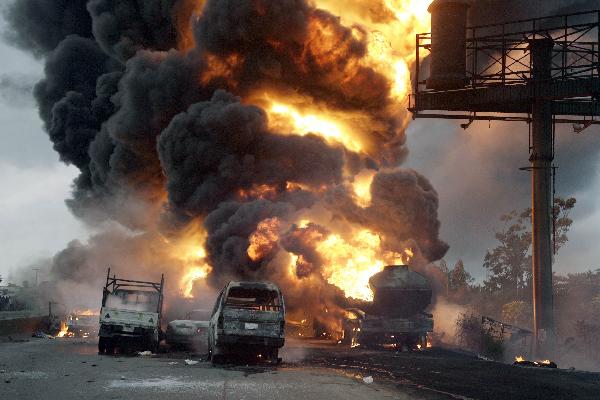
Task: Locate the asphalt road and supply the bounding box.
[1,337,600,400]
[0,337,410,400]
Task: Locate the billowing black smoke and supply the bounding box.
[3,0,449,314]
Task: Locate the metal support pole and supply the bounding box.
[529,38,555,358]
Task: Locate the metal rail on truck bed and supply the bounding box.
[102,268,164,318]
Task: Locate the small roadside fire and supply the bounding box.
[56,321,69,338]
[513,356,557,368]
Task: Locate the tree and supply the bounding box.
[483,197,576,299]
[501,301,530,327]
[449,259,474,291]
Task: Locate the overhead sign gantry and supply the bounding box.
[409,0,600,356]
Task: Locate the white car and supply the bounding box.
[166,310,211,350]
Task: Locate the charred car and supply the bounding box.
[208,281,285,364]
[166,309,211,350]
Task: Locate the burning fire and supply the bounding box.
[515,356,526,362]
[248,215,416,301]
[176,0,431,302]
[352,170,376,207]
[71,309,99,316]
[174,227,213,298]
[267,100,363,153]
[318,230,386,301]
[56,321,69,338]
[248,218,282,261]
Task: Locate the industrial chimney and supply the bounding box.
[426,0,470,90]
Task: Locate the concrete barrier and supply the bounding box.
[0,311,48,336]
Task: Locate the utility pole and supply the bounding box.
[529,39,556,356]
[32,268,40,287]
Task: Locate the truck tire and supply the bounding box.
[106,339,115,355]
[98,337,107,355]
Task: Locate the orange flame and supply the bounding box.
[56,321,69,338]
[71,309,99,316]
[173,225,213,299]
[248,218,281,261]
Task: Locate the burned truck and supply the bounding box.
[356,265,433,350]
[98,269,164,355]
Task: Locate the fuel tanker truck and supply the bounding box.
[356,265,433,350]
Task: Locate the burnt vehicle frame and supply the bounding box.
[98,268,164,354]
[208,281,285,364]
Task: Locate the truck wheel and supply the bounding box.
[151,341,159,354]
[98,337,107,355]
[106,339,115,355]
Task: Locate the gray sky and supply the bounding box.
[406,118,600,281]
[0,21,87,284]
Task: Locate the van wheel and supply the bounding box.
[210,345,224,365]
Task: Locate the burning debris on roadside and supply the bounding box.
[513,356,558,369]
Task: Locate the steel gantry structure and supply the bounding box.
[409,0,600,357]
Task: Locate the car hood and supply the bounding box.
[168,320,209,328]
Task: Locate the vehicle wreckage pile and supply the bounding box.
[45,264,435,364]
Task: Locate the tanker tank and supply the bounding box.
[356,265,434,350]
[369,265,432,318]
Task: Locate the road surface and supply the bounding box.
[0,337,409,400]
[1,336,600,399]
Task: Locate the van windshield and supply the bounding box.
[225,288,281,312]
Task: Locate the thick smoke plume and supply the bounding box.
[3,0,448,321]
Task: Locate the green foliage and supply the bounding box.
[449,259,474,291]
[501,301,530,327]
[483,197,576,298]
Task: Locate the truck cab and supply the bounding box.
[98,269,164,355]
[208,281,285,364]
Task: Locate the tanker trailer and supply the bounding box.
[357,265,433,350]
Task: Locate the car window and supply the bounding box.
[224,288,281,312]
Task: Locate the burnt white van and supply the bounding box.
[208,281,285,364]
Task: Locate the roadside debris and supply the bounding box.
[513,356,558,368]
[184,359,199,366]
[137,351,153,356]
[168,362,179,365]
[362,376,374,384]
[31,332,54,339]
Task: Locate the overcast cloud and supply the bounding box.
[0,16,86,283]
